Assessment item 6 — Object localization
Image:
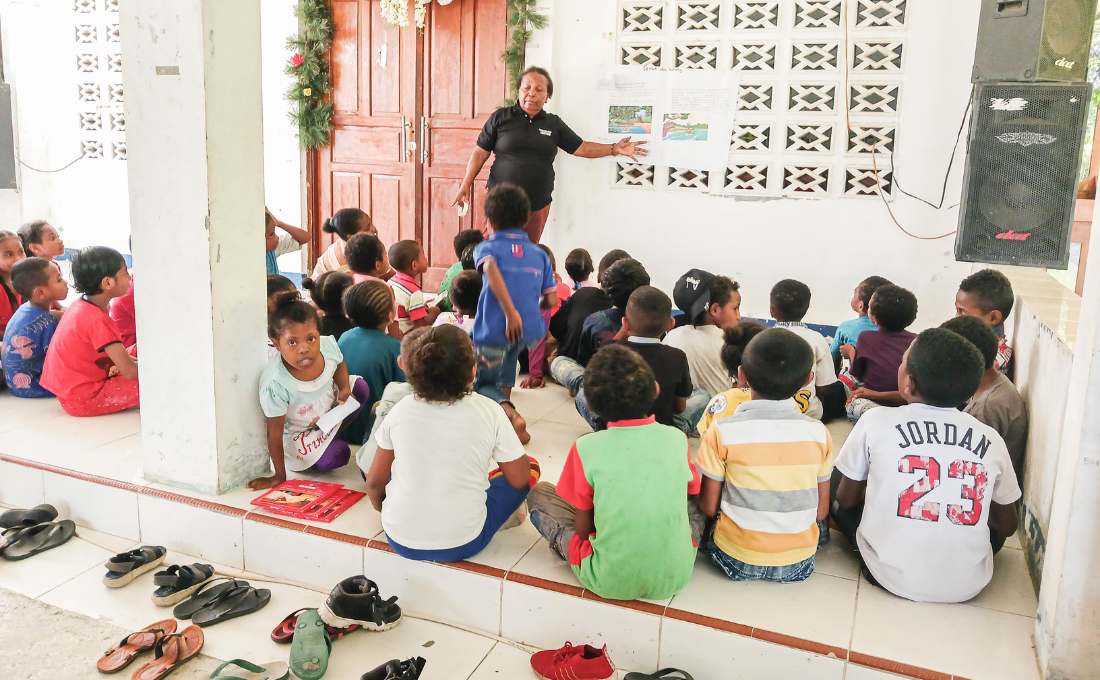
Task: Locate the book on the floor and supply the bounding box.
[251,480,343,517]
[300,488,365,523]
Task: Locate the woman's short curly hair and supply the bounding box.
[582,344,656,423]
[402,325,476,404]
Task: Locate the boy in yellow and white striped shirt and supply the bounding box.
[697,327,835,581]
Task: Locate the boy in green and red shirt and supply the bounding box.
[527,343,704,601]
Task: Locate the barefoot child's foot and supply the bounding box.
[520,377,545,389]
[500,402,531,444]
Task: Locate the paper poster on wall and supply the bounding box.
[591,67,739,177]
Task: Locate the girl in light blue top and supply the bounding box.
[249,291,368,491]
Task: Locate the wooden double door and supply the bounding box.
[313,0,509,289]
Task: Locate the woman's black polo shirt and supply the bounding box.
[476,104,584,211]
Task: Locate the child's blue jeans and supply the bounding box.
[701,519,830,583]
[387,474,530,562]
[550,356,585,395]
[475,341,538,403]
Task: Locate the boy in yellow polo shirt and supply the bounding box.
[697,327,834,582]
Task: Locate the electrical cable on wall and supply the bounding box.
[891,84,975,210]
[874,84,976,240]
[15,151,83,173]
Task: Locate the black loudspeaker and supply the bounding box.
[956,82,1091,269]
[973,0,1098,82]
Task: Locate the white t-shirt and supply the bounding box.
[836,403,1022,603]
[434,312,475,335]
[273,233,302,258]
[259,336,344,472]
[775,322,837,420]
[376,392,527,550]
[663,324,730,398]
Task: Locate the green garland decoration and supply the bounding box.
[501,0,548,106]
[286,0,336,149]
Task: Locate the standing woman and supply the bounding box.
[452,67,647,244]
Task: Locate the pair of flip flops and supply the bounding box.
[104,546,167,588]
[209,659,290,680]
[171,577,271,628]
[271,608,360,643]
[97,619,204,680]
[623,671,694,680]
[151,564,215,606]
[1,520,76,560]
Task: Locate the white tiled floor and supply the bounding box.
[0,384,1047,680]
[3,526,529,680]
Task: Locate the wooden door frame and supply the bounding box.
[307,147,321,262]
[307,6,426,267]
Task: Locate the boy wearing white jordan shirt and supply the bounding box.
[834,328,1020,603]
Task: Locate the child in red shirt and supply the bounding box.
[0,231,27,339]
[41,247,139,417]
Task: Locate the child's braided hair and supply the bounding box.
[343,280,394,330]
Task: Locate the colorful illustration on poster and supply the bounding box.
[662,113,709,141]
[608,105,653,134]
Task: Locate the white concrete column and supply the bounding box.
[1034,199,1100,678]
[119,0,269,494]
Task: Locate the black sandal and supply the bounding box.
[150,564,215,606]
[0,503,58,529]
[0,520,75,560]
[173,578,249,620]
[360,657,425,680]
[191,585,272,628]
[624,670,695,680]
[103,546,167,588]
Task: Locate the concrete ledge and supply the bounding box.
[0,452,992,680]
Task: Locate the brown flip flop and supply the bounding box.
[97,619,178,673]
[130,625,204,680]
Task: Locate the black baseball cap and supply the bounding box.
[674,269,716,324]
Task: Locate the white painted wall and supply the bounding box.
[1033,198,1100,680]
[0,0,129,250]
[260,0,306,273]
[121,0,269,494]
[0,0,302,272]
[538,0,979,329]
[1011,297,1076,590]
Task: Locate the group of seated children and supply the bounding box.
[2,227,140,417]
[249,183,556,490]
[339,212,1027,608]
[2,189,1031,610]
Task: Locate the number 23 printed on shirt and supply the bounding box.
[896,455,987,526]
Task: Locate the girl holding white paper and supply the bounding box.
[249,291,369,490]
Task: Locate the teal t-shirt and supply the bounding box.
[829,315,878,360]
[555,417,698,600]
[338,328,405,444]
[435,261,464,313]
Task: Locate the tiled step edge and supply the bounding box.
[0,453,975,680]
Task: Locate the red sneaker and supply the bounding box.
[530,642,616,680]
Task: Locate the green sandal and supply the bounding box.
[289,609,331,680]
[209,659,289,680]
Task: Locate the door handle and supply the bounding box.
[420,116,428,164]
[400,116,410,162]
